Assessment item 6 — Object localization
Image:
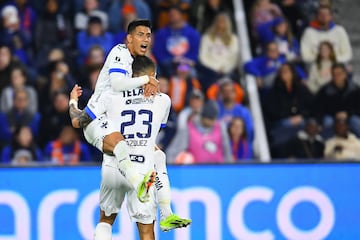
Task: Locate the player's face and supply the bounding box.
[127,26,152,56]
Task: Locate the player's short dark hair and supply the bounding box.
[127,19,152,34]
[132,56,156,76]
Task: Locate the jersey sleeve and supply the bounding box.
[107,45,150,92]
[107,45,130,74]
[160,94,171,128]
[85,94,109,120]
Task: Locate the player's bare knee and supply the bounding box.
[103,132,125,152]
[104,132,124,146]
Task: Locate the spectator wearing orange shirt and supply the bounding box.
[207,77,244,104]
[44,125,92,165]
[168,63,201,113]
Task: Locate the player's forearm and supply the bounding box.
[110,72,149,92]
[69,102,92,128]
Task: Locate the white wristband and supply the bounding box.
[69,99,78,108]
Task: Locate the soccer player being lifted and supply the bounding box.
[69,19,191,233]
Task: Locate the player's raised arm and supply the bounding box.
[69,84,92,128]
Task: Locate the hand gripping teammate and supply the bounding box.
[69,21,191,231]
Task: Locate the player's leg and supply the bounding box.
[94,156,126,240]
[154,149,192,232]
[126,165,157,239]
[94,210,117,240]
[103,131,156,202]
[84,117,155,202]
[136,222,155,240]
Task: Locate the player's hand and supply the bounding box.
[143,76,159,97]
[70,84,83,101]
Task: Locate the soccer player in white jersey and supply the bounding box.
[69,43,192,231]
[73,56,190,239]
[69,19,159,203]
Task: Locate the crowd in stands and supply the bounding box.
[244,0,360,160]
[0,0,358,165]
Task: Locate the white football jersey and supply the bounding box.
[98,88,171,172]
[93,44,133,96]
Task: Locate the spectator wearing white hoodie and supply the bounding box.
[300,5,352,64]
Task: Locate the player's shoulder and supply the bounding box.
[155,92,171,108]
[110,44,130,55]
[156,92,171,102]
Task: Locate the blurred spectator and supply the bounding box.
[13,0,37,37]
[348,87,360,137]
[0,66,37,114]
[228,116,253,161]
[107,0,151,33]
[167,100,232,164]
[324,115,360,161]
[190,0,232,33]
[257,17,300,62]
[244,42,286,91]
[4,88,41,136]
[250,0,283,39]
[207,77,244,104]
[245,41,306,92]
[300,5,352,63]
[284,117,324,159]
[0,111,12,146]
[39,91,72,147]
[44,125,92,164]
[176,88,204,131]
[263,63,313,149]
[30,0,74,16]
[156,0,190,30]
[198,12,239,90]
[37,47,66,76]
[78,45,104,87]
[76,15,113,65]
[274,0,307,39]
[156,76,177,151]
[11,149,35,165]
[37,60,74,113]
[0,5,32,65]
[153,5,200,76]
[298,0,331,22]
[77,45,103,106]
[78,64,100,108]
[168,63,201,113]
[0,44,24,93]
[113,3,137,45]
[1,125,43,163]
[217,78,254,141]
[74,0,108,32]
[34,0,73,58]
[314,63,360,137]
[307,41,336,94]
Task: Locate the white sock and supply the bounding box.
[154,150,173,220]
[113,141,140,190]
[94,222,112,240]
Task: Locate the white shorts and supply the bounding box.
[99,155,157,224]
[83,113,118,152]
[83,92,119,152]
